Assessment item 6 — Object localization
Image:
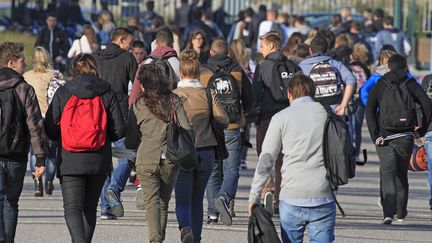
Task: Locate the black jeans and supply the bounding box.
[61,174,106,243]
[376,136,413,218]
[0,161,26,243]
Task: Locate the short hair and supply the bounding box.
[46,12,56,19]
[288,73,316,99]
[388,54,407,71]
[191,9,202,20]
[267,9,278,19]
[155,28,174,46]
[379,50,396,66]
[383,15,394,26]
[132,40,145,49]
[210,38,228,55]
[259,32,281,50]
[310,37,328,54]
[146,0,154,11]
[179,49,200,79]
[350,21,362,31]
[335,34,349,47]
[72,54,98,78]
[244,7,254,18]
[111,27,133,41]
[373,8,384,18]
[316,29,335,50]
[0,42,24,68]
[294,43,310,58]
[258,4,267,13]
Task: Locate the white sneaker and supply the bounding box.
[377,197,383,209]
[135,187,145,210]
[382,217,393,224]
[264,192,274,216]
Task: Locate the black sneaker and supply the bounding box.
[206,216,218,224]
[105,189,124,217]
[45,180,54,195]
[215,197,232,226]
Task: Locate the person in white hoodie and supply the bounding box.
[67,25,99,59]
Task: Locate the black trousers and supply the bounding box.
[376,136,413,218]
[61,174,106,243]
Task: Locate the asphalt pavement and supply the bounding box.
[15,118,432,243]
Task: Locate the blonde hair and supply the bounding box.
[351,43,369,64]
[379,50,396,66]
[304,28,319,45]
[230,39,249,67]
[83,24,98,52]
[180,49,200,79]
[32,46,52,73]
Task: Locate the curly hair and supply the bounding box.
[0,42,24,68]
[138,64,176,122]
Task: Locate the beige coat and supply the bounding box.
[174,87,229,148]
[23,70,55,115]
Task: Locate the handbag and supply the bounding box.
[205,89,229,160]
[166,103,199,171]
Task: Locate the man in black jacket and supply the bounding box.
[93,27,138,220]
[34,13,69,72]
[252,32,301,215]
[200,38,255,226]
[366,54,432,224]
[0,42,47,242]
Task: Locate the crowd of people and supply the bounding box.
[0,1,432,243]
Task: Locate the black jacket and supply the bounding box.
[366,70,432,142]
[253,51,302,121]
[35,27,69,59]
[44,74,124,176]
[248,206,281,243]
[93,43,138,119]
[0,68,47,164]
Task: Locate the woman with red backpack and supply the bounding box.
[44,54,124,242]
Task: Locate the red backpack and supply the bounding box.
[60,95,107,152]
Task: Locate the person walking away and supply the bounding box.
[124,64,193,243]
[129,28,180,104]
[24,46,63,197]
[374,15,411,62]
[93,27,138,220]
[44,54,124,242]
[252,32,302,214]
[173,49,229,243]
[201,38,255,226]
[299,36,356,116]
[0,41,47,242]
[35,13,69,72]
[421,73,432,220]
[348,43,371,163]
[249,73,336,243]
[67,24,99,59]
[365,54,432,224]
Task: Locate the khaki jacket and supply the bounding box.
[23,70,55,115]
[174,87,229,148]
[132,95,192,169]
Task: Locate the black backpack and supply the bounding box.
[150,56,179,90]
[268,57,300,103]
[322,106,356,217]
[0,82,28,156]
[248,206,281,243]
[379,78,417,132]
[309,60,343,106]
[206,64,242,123]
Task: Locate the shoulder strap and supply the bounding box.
[205,88,214,120]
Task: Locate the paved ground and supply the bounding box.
[15,121,432,243]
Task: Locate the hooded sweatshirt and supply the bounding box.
[0,68,47,165]
[128,46,179,106]
[366,70,432,143]
[93,43,138,119]
[44,74,124,175]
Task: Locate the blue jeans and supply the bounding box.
[424,131,432,210]
[349,105,365,157]
[175,148,214,241]
[99,139,130,212]
[206,129,241,216]
[30,141,57,181]
[0,161,27,242]
[279,201,336,243]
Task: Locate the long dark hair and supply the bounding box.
[138,64,175,122]
[185,30,209,52]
